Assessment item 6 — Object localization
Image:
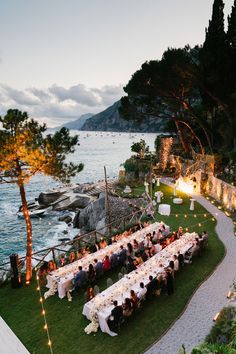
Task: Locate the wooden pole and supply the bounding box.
[104,166,112,238]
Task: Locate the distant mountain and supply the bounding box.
[55,113,94,130]
[81,101,165,132]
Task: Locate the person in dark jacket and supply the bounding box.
[74,266,87,290]
[94,258,103,278]
[107,300,123,331]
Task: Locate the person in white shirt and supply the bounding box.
[137,282,147,300]
[173,255,179,272]
[154,243,162,253]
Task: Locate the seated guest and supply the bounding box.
[154,242,162,253]
[143,234,152,249]
[69,251,76,263]
[107,300,123,331]
[122,298,133,317]
[48,260,56,272]
[150,244,157,257]
[59,254,66,267]
[173,255,179,272]
[118,245,127,266]
[134,252,143,266]
[152,230,158,242]
[92,241,100,253]
[177,251,184,268]
[198,234,205,248]
[84,246,91,255]
[87,263,96,285]
[141,249,150,262]
[138,240,145,253]
[202,230,208,243]
[94,258,103,278]
[137,282,147,301]
[146,275,159,299]
[162,225,170,237]
[177,226,183,238]
[99,238,107,249]
[103,255,111,272]
[77,248,84,260]
[191,239,200,257]
[126,256,136,273]
[86,286,95,301]
[74,266,88,291]
[127,242,134,257]
[133,239,139,252]
[156,229,163,240]
[111,235,117,243]
[110,251,118,269]
[130,289,139,309]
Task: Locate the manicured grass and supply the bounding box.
[0,183,225,354]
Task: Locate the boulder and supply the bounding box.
[38,190,67,206]
[77,195,106,231]
[53,193,92,211]
[58,215,73,224]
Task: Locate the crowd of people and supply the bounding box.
[107,230,208,332]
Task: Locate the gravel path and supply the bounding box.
[145,180,236,354]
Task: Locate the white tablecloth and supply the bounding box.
[83,232,196,336]
[46,222,167,299]
[158,204,171,216]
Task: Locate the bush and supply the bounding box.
[191,342,236,354]
[206,307,236,345]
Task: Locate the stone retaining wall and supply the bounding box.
[205,174,236,211]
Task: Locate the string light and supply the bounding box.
[36,271,53,354]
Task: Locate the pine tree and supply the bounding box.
[0,109,83,283]
[204,0,226,50]
[227,0,236,48]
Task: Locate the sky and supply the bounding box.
[0,0,234,127]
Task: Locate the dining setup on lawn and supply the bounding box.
[45,222,169,299]
[82,231,198,336]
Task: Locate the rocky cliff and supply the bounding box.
[81,101,165,132]
[55,113,93,130]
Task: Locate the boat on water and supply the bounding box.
[17,202,49,218]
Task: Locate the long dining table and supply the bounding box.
[45,221,168,299]
[82,232,197,336]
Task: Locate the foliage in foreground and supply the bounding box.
[191,307,236,353]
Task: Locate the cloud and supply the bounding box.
[0,83,124,127]
[49,84,100,107]
[1,85,40,106]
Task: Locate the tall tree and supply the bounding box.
[120,47,211,154]
[227,0,236,49]
[0,109,83,283]
[200,0,228,104]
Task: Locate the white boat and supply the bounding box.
[17,202,49,218]
[17,208,48,218]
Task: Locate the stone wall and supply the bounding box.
[205,174,236,211]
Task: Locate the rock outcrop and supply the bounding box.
[81,100,165,133]
[52,193,93,211]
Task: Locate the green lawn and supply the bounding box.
[0,183,225,354]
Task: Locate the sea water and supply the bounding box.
[0,131,157,263]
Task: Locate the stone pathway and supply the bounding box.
[145,180,236,354]
[0,316,30,354]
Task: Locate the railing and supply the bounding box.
[0,208,145,274]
